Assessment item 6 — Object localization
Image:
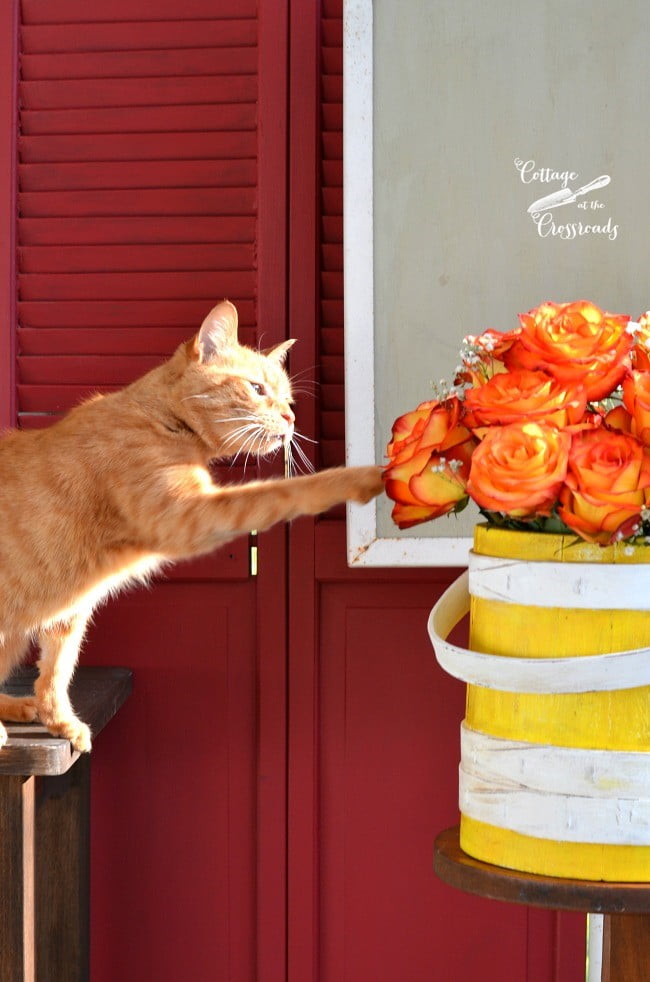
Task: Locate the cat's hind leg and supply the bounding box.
[34,615,92,753]
[0,634,37,748]
[0,693,38,722]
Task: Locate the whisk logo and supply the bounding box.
[514,158,619,241]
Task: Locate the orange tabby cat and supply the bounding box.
[0,301,382,752]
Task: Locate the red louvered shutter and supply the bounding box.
[17,0,259,427]
[319,1,345,469]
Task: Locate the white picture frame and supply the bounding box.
[343,0,470,567]
[343,0,650,568]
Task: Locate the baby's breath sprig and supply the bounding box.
[430,377,464,401]
[457,333,501,386]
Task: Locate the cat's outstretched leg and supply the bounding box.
[34,616,92,752]
[149,464,384,558]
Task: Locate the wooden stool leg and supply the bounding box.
[602,913,650,982]
[35,754,91,982]
[0,776,35,982]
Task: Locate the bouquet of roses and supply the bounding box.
[383,300,650,545]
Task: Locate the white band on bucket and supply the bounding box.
[459,724,650,845]
[469,552,650,610]
[428,569,650,693]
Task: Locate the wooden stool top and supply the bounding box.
[0,667,132,777]
[435,826,650,914]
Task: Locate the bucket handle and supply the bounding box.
[429,570,650,693]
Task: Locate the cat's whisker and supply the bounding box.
[215,418,248,427]
[242,431,264,473]
[291,440,315,474]
[289,365,318,383]
[221,422,258,443]
[282,432,315,475]
[293,429,317,445]
[228,424,266,472]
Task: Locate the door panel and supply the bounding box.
[318,579,531,981]
[85,582,257,982]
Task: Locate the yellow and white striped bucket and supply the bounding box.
[429,524,650,881]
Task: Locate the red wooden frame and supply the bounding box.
[0,0,18,430]
[256,3,290,981]
[287,4,321,981]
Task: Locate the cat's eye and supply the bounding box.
[249,381,266,397]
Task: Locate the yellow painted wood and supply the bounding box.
[461,816,650,881]
[474,523,650,564]
[462,525,650,880]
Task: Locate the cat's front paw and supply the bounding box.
[347,465,385,504]
[44,717,92,753]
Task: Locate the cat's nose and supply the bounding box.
[282,410,295,427]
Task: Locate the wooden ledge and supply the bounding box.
[435,826,650,914]
[0,667,132,777]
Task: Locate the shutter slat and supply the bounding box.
[321,131,342,161]
[20,75,256,110]
[321,301,343,328]
[321,384,344,412]
[20,159,257,192]
[21,0,257,23]
[18,300,256,328]
[19,355,163,385]
[320,327,343,356]
[321,19,342,46]
[22,103,256,135]
[22,20,257,53]
[320,272,342,302]
[19,187,256,218]
[18,325,256,356]
[321,216,342,244]
[18,385,120,413]
[19,271,255,302]
[20,131,256,163]
[20,216,255,245]
[320,442,344,468]
[321,75,342,104]
[22,48,257,80]
[18,243,254,274]
[321,105,342,135]
[321,244,342,272]
[321,187,342,217]
[321,411,345,440]
[321,48,342,75]
[320,355,343,385]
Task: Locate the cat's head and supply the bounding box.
[175,301,296,460]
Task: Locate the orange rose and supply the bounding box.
[604,405,633,433]
[623,371,650,445]
[463,369,587,433]
[386,398,469,464]
[384,398,476,529]
[504,300,632,401]
[557,428,650,544]
[466,421,570,518]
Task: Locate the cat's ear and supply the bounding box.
[264,338,297,365]
[194,301,239,363]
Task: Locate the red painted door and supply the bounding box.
[0,1,586,980]
[286,3,586,980]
